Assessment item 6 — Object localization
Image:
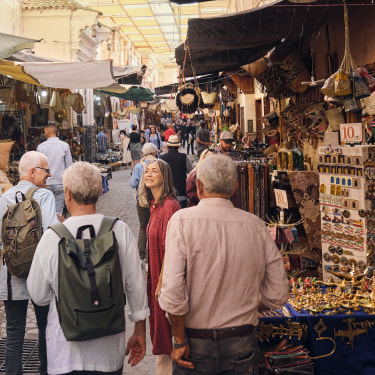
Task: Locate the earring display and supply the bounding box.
[319,145,375,281]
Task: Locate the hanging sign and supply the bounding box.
[274,189,288,209]
[340,123,362,143]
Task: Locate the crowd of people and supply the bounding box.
[0,120,289,375]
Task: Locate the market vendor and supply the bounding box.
[214,130,234,155]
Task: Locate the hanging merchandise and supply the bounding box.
[321,73,337,98]
[165,86,179,113]
[50,90,63,112]
[325,107,345,132]
[68,93,85,114]
[343,96,360,112]
[176,43,200,114]
[356,67,375,93]
[352,71,371,100]
[201,81,218,105]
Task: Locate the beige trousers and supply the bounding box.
[156,354,172,375]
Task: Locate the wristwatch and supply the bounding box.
[173,335,188,349]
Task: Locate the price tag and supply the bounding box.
[274,189,288,209]
[340,123,362,143]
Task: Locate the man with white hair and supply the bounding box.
[158,155,289,375]
[27,162,149,375]
[0,151,58,375]
[129,143,158,262]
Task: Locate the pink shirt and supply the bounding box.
[158,198,289,329]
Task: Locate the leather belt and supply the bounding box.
[186,324,256,340]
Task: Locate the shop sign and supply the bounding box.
[340,123,362,143]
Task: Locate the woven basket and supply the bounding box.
[201,91,218,105]
[325,108,345,131]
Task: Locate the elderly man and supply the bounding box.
[37,121,73,214]
[215,130,234,155]
[27,162,149,375]
[0,151,58,375]
[160,135,193,208]
[129,143,158,262]
[158,155,289,375]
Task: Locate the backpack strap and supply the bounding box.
[97,217,118,236]
[49,223,75,240]
[25,187,40,200]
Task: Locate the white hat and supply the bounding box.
[166,135,181,147]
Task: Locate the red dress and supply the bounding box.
[146,195,180,355]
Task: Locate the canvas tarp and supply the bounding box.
[0,59,142,89]
[0,32,40,60]
[175,0,375,77]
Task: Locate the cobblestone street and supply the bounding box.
[0,166,156,374]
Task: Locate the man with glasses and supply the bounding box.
[37,121,73,214]
[215,131,234,155]
[0,151,58,375]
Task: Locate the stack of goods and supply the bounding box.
[260,340,313,375]
[318,145,372,281]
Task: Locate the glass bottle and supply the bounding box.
[277,142,290,171]
[288,142,304,171]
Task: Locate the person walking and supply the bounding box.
[129,143,158,262]
[36,121,73,214]
[120,130,132,169]
[146,125,162,155]
[159,135,193,208]
[159,155,289,375]
[0,151,59,375]
[27,162,149,375]
[144,159,180,375]
[186,123,196,155]
[96,127,108,154]
[129,124,143,173]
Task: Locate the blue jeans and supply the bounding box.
[46,184,65,214]
[173,333,259,375]
[4,300,49,375]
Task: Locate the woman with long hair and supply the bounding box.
[120,130,131,169]
[146,125,162,155]
[145,159,180,375]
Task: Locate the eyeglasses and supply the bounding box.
[35,167,50,174]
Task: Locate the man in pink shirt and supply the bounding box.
[158,155,289,375]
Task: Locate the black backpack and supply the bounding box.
[50,217,125,341]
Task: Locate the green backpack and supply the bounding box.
[1,187,42,279]
[50,217,125,341]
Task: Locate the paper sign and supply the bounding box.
[274,189,288,209]
[340,123,362,143]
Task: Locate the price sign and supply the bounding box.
[274,189,288,209]
[340,123,362,143]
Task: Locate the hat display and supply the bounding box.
[166,134,181,147]
[220,131,234,141]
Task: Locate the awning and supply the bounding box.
[0,32,41,60]
[175,0,368,77]
[0,59,143,89]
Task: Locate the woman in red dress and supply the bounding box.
[145,159,180,375]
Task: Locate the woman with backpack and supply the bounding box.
[144,159,180,375]
[146,125,162,155]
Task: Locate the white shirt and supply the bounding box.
[27,214,149,375]
[0,180,58,300]
[37,137,73,185]
[159,198,289,329]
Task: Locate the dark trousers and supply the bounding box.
[136,201,150,260]
[173,333,259,375]
[4,299,49,375]
[187,142,195,155]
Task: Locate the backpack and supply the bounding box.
[50,217,125,341]
[138,160,156,208]
[1,187,42,279]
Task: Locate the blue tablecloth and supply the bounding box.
[259,304,375,374]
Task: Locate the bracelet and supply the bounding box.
[173,335,188,349]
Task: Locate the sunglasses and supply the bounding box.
[35,167,50,174]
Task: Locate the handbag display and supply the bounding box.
[335,69,352,97]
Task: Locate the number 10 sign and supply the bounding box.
[340,123,362,143]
